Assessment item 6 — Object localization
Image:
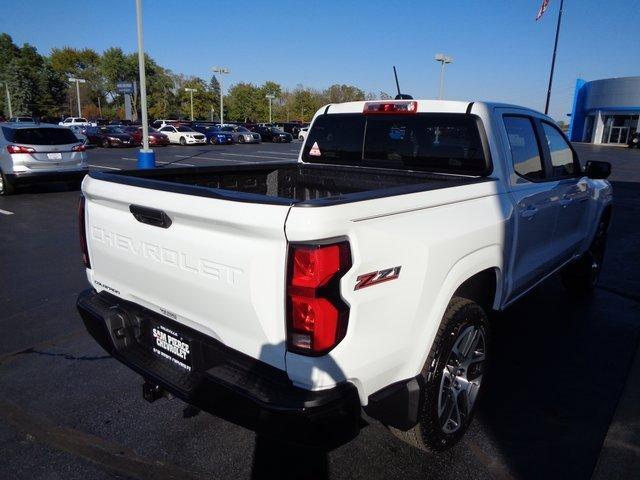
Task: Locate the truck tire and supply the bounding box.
[390,297,488,452]
[561,214,609,297]
[0,170,15,196]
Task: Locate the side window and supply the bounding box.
[541,122,576,178]
[503,116,545,182]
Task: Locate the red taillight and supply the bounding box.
[363,100,418,114]
[6,145,35,154]
[78,195,91,269]
[287,242,351,355]
[72,144,86,152]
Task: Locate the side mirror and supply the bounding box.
[585,160,611,180]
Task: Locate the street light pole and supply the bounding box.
[212,67,229,125]
[68,77,86,117]
[0,83,12,118]
[434,53,453,100]
[185,88,197,121]
[135,0,155,168]
[265,93,275,124]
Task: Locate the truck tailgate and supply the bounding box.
[82,175,291,370]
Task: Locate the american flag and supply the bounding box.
[536,0,550,20]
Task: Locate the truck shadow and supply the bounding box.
[186,341,360,480]
[476,180,640,479]
[248,342,366,480]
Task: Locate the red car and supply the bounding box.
[124,126,170,147]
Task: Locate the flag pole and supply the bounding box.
[544,0,564,115]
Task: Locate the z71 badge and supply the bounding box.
[354,266,402,290]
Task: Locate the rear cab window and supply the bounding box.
[2,126,80,145]
[302,113,489,175]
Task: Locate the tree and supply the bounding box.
[290,85,323,122]
[147,66,177,119]
[323,84,365,103]
[209,75,221,120]
[100,47,133,101]
[177,76,215,120]
[0,34,20,116]
[50,47,103,115]
[257,81,282,122]
[227,82,260,122]
[4,43,66,117]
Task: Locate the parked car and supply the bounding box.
[76,99,613,453]
[151,119,190,129]
[59,117,92,127]
[124,126,170,147]
[8,116,36,123]
[251,125,293,143]
[628,131,639,149]
[158,125,206,145]
[220,125,261,144]
[192,125,235,145]
[297,126,309,142]
[69,125,89,146]
[83,126,105,147]
[278,122,308,138]
[110,119,134,126]
[0,123,87,195]
[99,126,135,148]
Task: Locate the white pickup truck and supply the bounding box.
[76,99,612,451]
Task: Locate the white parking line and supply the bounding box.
[218,152,296,161]
[257,151,299,157]
[0,208,14,215]
[89,164,121,170]
[118,157,195,167]
[174,154,288,164]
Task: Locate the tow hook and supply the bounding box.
[142,381,165,403]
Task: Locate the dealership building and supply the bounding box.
[568,76,640,144]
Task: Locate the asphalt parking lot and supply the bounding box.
[83,140,301,171]
[0,142,639,480]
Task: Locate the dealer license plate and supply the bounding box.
[148,323,192,372]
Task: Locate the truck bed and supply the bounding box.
[89,162,488,206]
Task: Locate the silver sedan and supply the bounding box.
[220,125,261,144]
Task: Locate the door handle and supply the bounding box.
[521,206,538,219]
[129,205,172,228]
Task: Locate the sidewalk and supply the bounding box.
[593,339,640,478]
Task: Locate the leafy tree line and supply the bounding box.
[0,33,387,123]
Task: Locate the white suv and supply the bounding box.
[59,117,92,127]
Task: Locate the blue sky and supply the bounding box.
[3,0,638,120]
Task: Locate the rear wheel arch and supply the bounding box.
[452,267,500,313]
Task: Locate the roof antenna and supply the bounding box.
[393,66,413,100]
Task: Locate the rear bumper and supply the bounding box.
[7,169,88,186]
[76,289,360,420]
